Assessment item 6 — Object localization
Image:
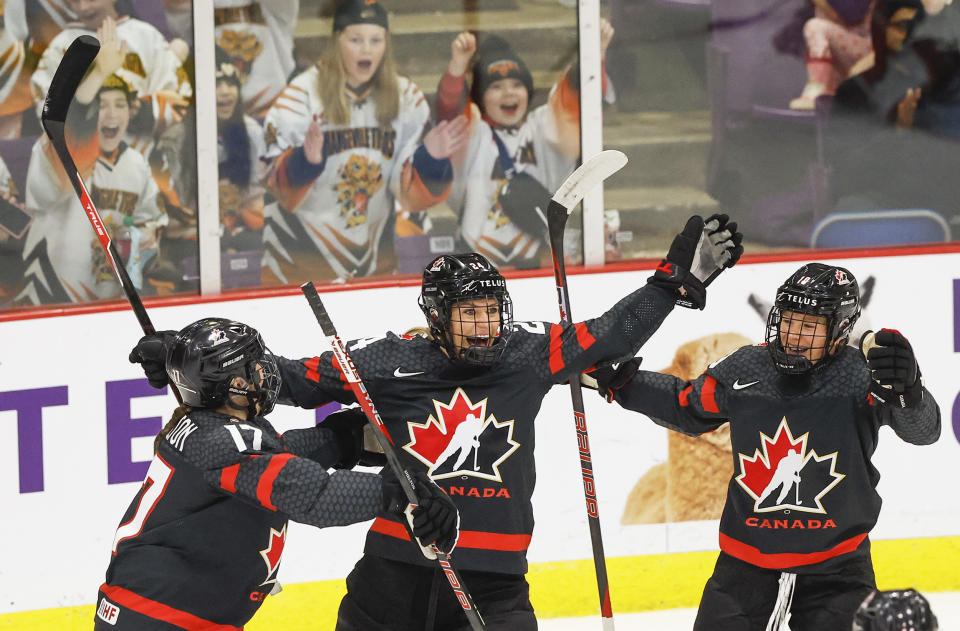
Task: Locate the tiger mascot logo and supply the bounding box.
[335,154,383,228]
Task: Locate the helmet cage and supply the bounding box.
[765,286,859,375]
[419,254,514,367]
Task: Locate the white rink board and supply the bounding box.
[2,254,959,613]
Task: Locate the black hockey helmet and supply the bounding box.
[165,318,281,415]
[852,589,938,631]
[419,253,514,366]
[765,262,861,374]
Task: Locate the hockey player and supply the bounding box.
[18,23,167,305]
[129,214,743,629]
[852,588,939,630]
[97,317,459,630]
[433,23,614,268]
[586,262,941,630]
[261,0,469,284]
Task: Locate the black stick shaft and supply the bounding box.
[547,200,615,628]
[299,282,487,631]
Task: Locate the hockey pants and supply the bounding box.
[693,551,876,630]
[336,554,537,631]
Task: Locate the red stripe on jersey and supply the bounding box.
[99,583,241,630]
[370,518,532,552]
[573,322,596,351]
[701,376,719,413]
[548,324,565,374]
[719,532,868,569]
[220,464,240,493]
[303,357,321,383]
[257,454,295,510]
[679,385,693,407]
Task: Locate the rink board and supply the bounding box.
[2,254,960,624]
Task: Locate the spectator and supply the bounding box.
[790,0,877,110]
[260,0,468,285]
[433,25,614,269]
[32,0,193,155]
[17,25,167,306]
[216,50,267,254]
[213,0,299,119]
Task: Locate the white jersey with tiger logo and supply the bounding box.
[214,0,298,117]
[261,66,430,282]
[449,85,578,267]
[17,138,167,305]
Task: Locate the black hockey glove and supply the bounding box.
[649,214,744,309]
[381,470,460,558]
[128,330,177,389]
[581,358,642,403]
[318,408,365,469]
[863,329,923,408]
[319,408,389,469]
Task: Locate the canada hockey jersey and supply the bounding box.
[608,344,941,572]
[99,408,382,629]
[277,283,676,574]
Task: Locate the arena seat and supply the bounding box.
[810,210,951,248]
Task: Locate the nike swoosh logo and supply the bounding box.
[394,368,425,378]
[732,379,759,390]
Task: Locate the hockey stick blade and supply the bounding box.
[41,35,99,127]
[299,282,487,631]
[550,149,627,213]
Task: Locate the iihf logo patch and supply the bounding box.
[735,417,845,514]
[403,388,520,482]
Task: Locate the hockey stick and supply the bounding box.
[41,35,182,403]
[546,149,628,631]
[299,282,486,631]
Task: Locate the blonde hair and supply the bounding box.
[403,326,432,338]
[316,29,400,127]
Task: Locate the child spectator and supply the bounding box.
[434,23,613,269]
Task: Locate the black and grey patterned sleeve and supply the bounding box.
[535,284,677,384]
[276,352,357,409]
[199,445,381,528]
[613,369,729,436]
[881,386,941,445]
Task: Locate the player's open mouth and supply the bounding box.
[784,345,809,354]
[499,104,519,116]
[467,336,493,347]
[100,126,120,139]
[357,60,373,72]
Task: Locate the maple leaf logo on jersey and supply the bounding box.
[735,418,845,514]
[403,388,520,482]
[258,523,286,586]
